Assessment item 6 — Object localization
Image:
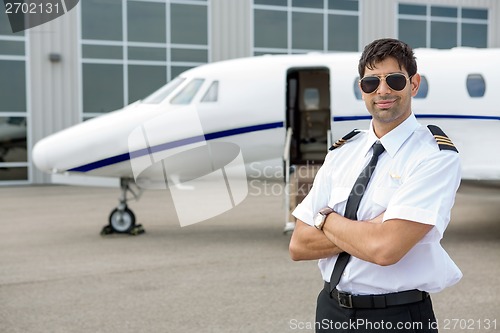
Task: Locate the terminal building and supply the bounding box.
[0,0,499,185]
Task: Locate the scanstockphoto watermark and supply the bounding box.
[128,108,248,227]
[3,0,80,33]
[289,318,498,331]
[248,162,321,197]
[247,162,372,198]
[289,318,427,331]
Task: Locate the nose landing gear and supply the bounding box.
[100,178,145,236]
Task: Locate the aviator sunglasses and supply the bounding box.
[359,73,413,94]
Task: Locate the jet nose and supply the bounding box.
[32,138,55,173]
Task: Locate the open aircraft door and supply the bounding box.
[284,68,331,232]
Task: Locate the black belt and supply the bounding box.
[324,282,429,309]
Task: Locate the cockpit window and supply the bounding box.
[170,78,205,104]
[201,81,219,102]
[142,77,185,104]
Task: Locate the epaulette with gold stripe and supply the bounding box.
[427,125,458,153]
[329,129,360,151]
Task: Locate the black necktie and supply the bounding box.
[329,141,385,292]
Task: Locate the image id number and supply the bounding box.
[5,2,60,14]
[441,319,497,330]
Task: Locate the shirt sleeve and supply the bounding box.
[383,150,461,237]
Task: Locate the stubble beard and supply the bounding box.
[369,97,410,124]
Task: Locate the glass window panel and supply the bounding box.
[81,0,122,41]
[254,10,287,49]
[0,167,28,181]
[0,11,10,35]
[143,77,185,104]
[254,0,287,6]
[82,45,122,59]
[0,40,24,55]
[0,116,27,162]
[466,74,485,98]
[292,0,323,9]
[398,4,426,16]
[431,22,457,49]
[201,81,218,103]
[170,79,204,104]
[171,4,208,45]
[128,47,166,61]
[431,6,457,18]
[399,19,426,49]
[292,12,323,50]
[171,48,208,62]
[82,64,123,113]
[0,60,26,111]
[328,14,358,51]
[0,8,24,36]
[328,0,358,11]
[415,75,428,99]
[128,65,167,103]
[171,66,194,78]
[127,1,166,43]
[462,8,488,20]
[462,23,487,48]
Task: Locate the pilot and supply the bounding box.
[289,38,461,332]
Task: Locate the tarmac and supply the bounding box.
[0,180,499,333]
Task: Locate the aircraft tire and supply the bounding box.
[109,207,136,233]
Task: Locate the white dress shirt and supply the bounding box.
[293,113,462,295]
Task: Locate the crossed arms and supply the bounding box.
[289,213,433,266]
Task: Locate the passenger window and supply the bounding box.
[170,79,205,104]
[353,77,362,100]
[466,74,486,97]
[201,81,219,102]
[415,75,428,98]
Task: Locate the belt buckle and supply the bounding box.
[337,292,353,308]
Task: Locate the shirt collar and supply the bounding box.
[364,113,420,158]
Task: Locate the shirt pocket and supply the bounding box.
[372,186,398,210]
[328,187,351,212]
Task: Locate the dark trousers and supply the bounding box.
[316,288,438,333]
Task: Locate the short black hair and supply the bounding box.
[358,38,417,78]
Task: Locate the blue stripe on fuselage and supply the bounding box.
[68,121,284,172]
[332,114,500,122]
[68,114,498,173]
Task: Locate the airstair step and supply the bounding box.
[287,163,321,223]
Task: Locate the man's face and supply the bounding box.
[360,57,420,134]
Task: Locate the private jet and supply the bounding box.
[32,47,500,234]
